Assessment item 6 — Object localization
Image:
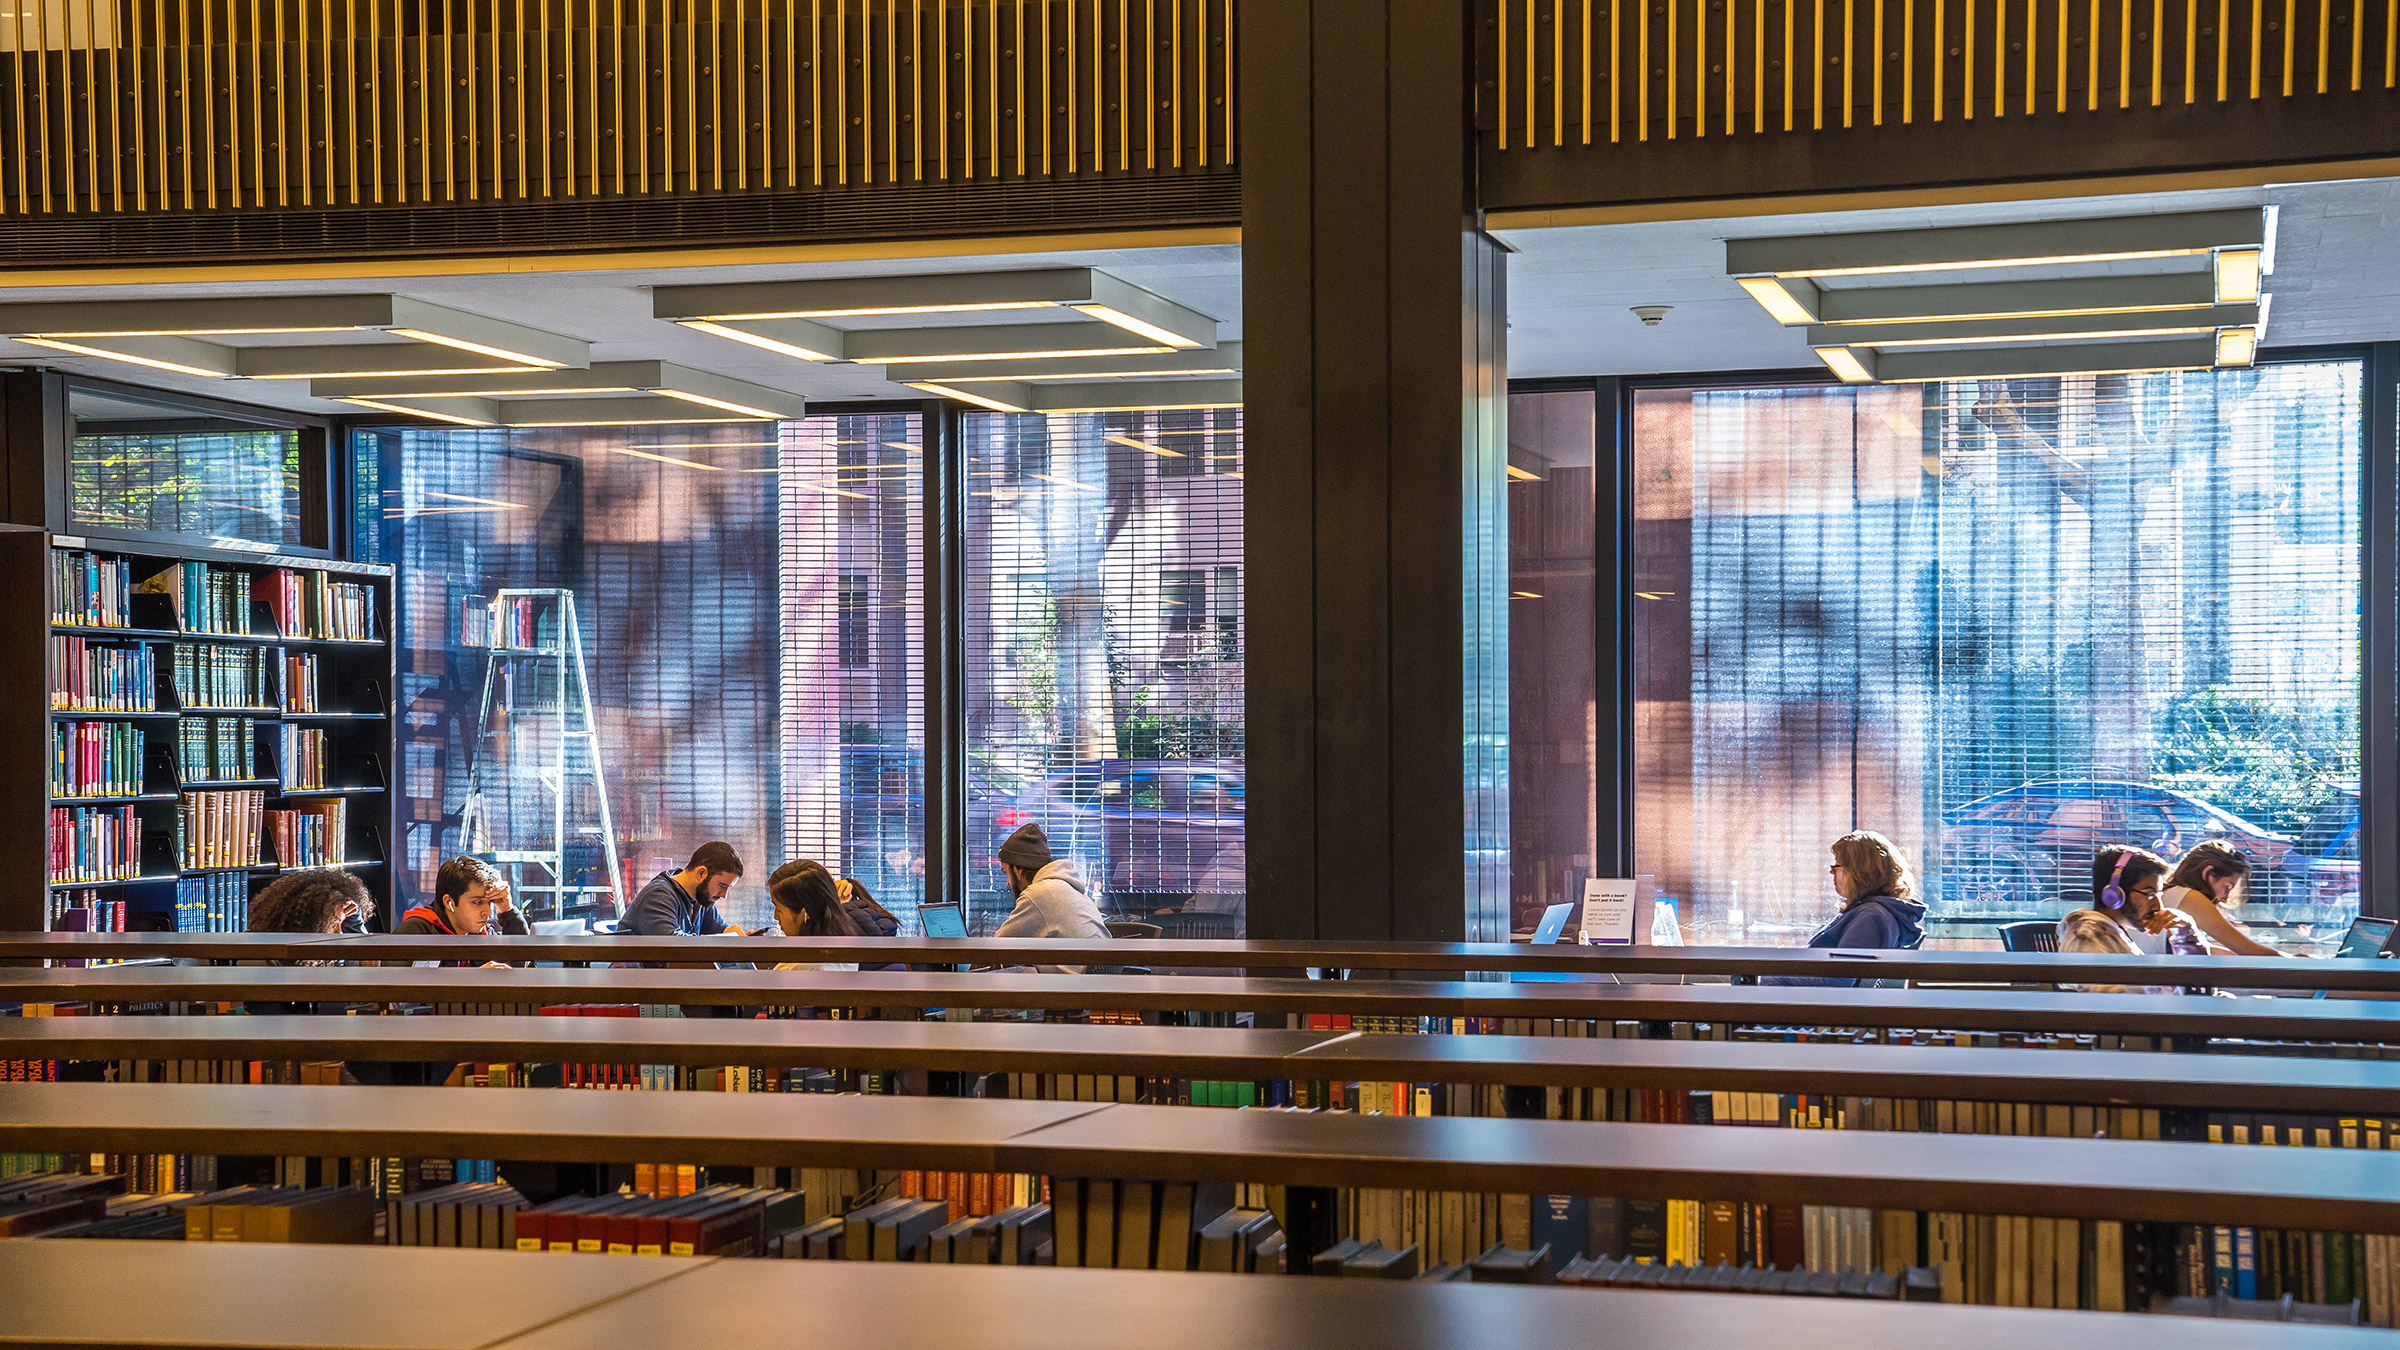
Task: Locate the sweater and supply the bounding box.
[1759,893,1927,988]
[992,859,1111,972]
[623,871,730,937]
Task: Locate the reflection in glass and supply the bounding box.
[1631,365,2362,949]
[73,427,304,549]
[963,408,1245,936]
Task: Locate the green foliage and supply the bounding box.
[2152,685,2357,834]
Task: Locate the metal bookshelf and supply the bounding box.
[3,531,397,933]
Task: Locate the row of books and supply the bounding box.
[510,1185,807,1256]
[284,653,322,712]
[173,872,250,933]
[172,643,276,710]
[51,721,146,798]
[176,790,263,870]
[49,636,154,710]
[48,804,143,882]
[465,594,557,650]
[280,726,328,789]
[51,550,132,628]
[45,890,121,931]
[183,1184,375,1243]
[177,717,259,783]
[267,801,347,868]
[259,568,378,642]
[138,562,253,636]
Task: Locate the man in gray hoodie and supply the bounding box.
[991,822,1111,972]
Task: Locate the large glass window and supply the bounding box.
[963,408,1245,935]
[1508,390,1600,934]
[71,388,311,550]
[362,413,924,934]
[1630,363,2362,950]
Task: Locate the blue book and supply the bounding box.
[2212,1225,2236,1294]
[2234,1226,2258,1298]
[1531,1194,1590,1262]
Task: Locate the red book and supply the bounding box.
[1769,1204,1806,1270]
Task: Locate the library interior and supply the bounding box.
[5,2,2400,1346]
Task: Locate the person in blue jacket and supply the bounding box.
[1761,830,1927,987]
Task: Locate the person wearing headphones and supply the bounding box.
[2162,840,2281,956]
[2089,845,2206,955]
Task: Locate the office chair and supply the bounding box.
[1996,920,2059,953]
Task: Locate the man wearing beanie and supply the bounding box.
[992,822,1111,971]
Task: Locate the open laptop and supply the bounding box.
[918,903,968,939]
[2337,916,2396,959]
[1531,902,1574,945]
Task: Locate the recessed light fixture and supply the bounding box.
[1807,274,2224,327]
[332,365,805,425]
[1802,303,2257,351]
[655,268,1217,351]
[1727,208,2271,280]
[0,295,590,379]
[2214,248,2265,304]
[907,378,1242,415]
[17,336,232,379]
[1869,338,2219,383]
[1738,277,1821,325]
[892,341,1243,385]
[2215,327,2258,366]
[1813,347,1878,383]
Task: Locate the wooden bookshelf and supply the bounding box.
[6,533,396,934]
[2,931,2395,991]
[16,1013,2400,1112]
[1,1242,2314,1350]
[9,965,2400,1043]
[6,1081,2399,1232]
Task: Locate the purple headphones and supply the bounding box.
[2100,852,2133,909]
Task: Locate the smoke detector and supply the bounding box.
[1631,305,1675,327]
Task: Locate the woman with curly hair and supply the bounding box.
[247,868,372,935]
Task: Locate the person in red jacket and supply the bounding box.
[395,857,525,967]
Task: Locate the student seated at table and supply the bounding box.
[624,841,751,937]
[2088,845,2207,955]
[839,876,902,938]
[1759,830,1926,987]
[395,856,528,938]
[993,822,1111,973]
[248,867,374,938]
[2055,908,2184,993]
[2162,839,2281,957]
[763,859,868,971]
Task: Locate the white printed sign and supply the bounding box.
[1582,877,1639,946]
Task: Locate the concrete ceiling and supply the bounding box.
[7,172,2398,419]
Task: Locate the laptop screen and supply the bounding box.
[919,903,968,939]
[1531,902,1573,945]
[2339,917,2395,959]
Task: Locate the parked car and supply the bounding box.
[972,759,1246,915]
[2286,786,2362,909]
[1939,779,2315,907]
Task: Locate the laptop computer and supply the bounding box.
[2338,916,2396,959]
[1531,902,1574,945]
[918,903,968,939]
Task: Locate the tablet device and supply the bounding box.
[919,903,968,939]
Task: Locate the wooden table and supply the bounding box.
[11,965,2400,1041]
[5,1081,2398,1230]
[7,929,2399,990]
[5,1241,2378,1350]
[15,1013,2400,1111]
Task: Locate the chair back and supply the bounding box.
[1996,920,2060,953]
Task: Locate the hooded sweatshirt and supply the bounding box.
[1759,893,1927,987]
[992,858,1111,973]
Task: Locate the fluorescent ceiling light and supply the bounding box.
[0,295,589,372]
[1813,347,1878,383]
[2216,327,2258,366]
[655,268,1218,349]
[1738,276,1821,325]
[1814,273,2220,325]
[338,396,496,426]
[656,389,784,418]
[17,335,234,378]
[424,491,526,510]
[1872,338,2218,383]
[906,381,1027,413]
[1726,208,2269,279]
[1805,303,2256,350]
[1505,464,1542,481]
[676,318,847,362]
[387,328,568,370]
[2215,248,2264,304]
[844,323,1176,365]
[1106,433,1185,458]
[312,361,803,419]
[894,341,1243,385]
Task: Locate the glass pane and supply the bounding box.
[71,401,305,550]
[779,414,927,931]
[1507,389,1599,935]
[963,408,1245,935]
[1631,364,2362,952]
[360,415,921,932]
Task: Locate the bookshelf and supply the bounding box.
[13,1014,2400,1114]
[13,962,2400,1043]
[2,530,396,934]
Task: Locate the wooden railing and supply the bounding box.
[0,0,1237,214]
